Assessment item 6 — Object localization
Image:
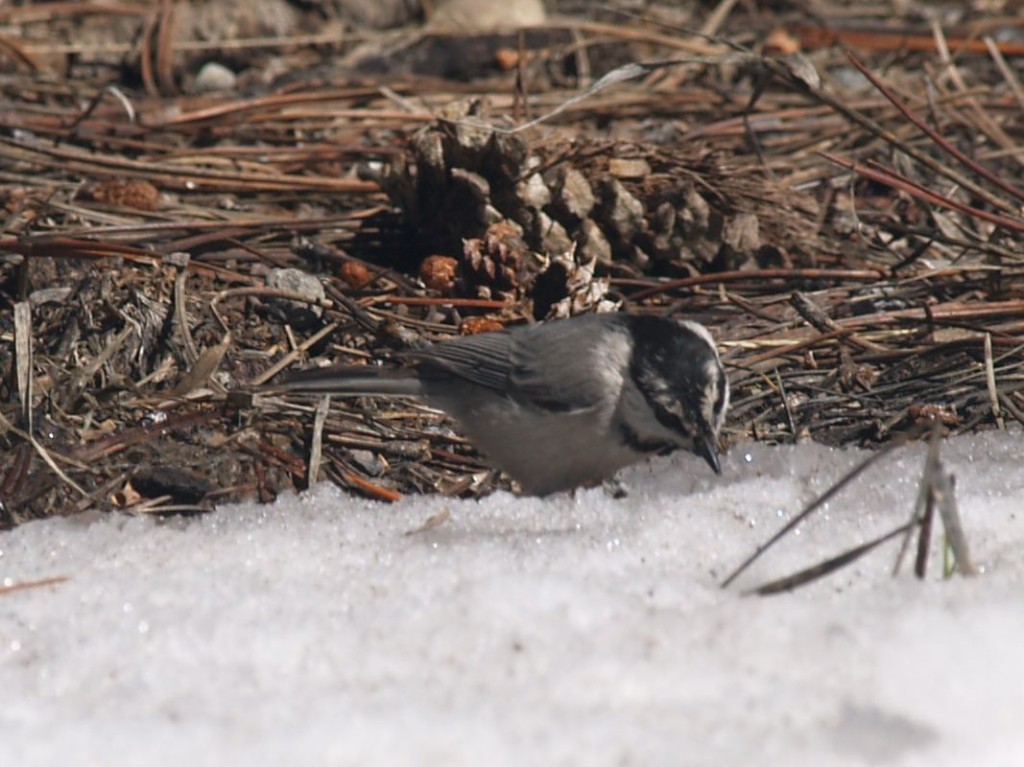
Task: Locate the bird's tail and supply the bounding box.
[262,365,424,397]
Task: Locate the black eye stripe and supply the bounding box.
[713,371,728,416]
[649,398,694,438]
[631,360,699,437]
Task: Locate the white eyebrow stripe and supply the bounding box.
[676,320,718,355]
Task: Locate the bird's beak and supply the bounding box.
[697,435,721,475]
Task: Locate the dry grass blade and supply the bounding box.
[846,53,1024,205]
[250,322,340,388]
[0,411,91,499]
[984,333,1005,430]
[0,575,70,596]
[168,335,230,397]
[892,424,978,578]
[744,422,978,595]
[308,395,330,489]
[329,465,403,503]
[761,52,1017,215]
[934,459,978,577]
[404,508,452,536]
[0,137,379,194]
[747,522,917,596]
[0,34,40,71]
[821,153,1024,234]
[506,53,751,133]
[721,429,922,589]
[913,487,935,579]
[14,301,31,425]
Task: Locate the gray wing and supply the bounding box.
[407,329,516,392]
[411,315,625,413]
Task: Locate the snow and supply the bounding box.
[1,430,1022,766]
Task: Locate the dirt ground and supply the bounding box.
[1,0,1022,525]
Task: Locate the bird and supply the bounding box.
[267,312,729,496]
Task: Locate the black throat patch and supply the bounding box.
[617,421,678,455]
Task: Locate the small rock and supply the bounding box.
[349,450,388,477]
[193,61,237,93]
[265,268,325,327]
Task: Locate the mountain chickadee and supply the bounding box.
[270,313,729,495]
